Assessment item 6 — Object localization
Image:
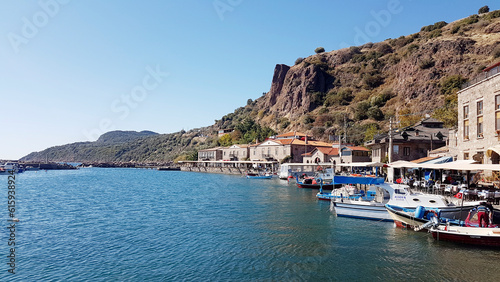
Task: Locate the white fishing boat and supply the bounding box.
[328,175,480,222]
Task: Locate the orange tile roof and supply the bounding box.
[275,131,309,138]
[345,146,370,151]
[317,147,339,155]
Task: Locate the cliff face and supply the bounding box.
[266,64,330,116]
[255,12,500,132]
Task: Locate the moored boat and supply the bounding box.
[430,224,500,247]
[385,204,462,230]
[329,175,482,222]
[246,172,273,179]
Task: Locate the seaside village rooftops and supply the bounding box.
[365,117,448,163]
[196,131,374,164]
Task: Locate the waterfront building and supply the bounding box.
[249,131,332,163]
[197,147,224,161]
[365,118,448,163]
[302,146,370,164]
[455,62,500,164]
[221,144,250,161]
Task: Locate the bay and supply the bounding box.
[1,168,500,281]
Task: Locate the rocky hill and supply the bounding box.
[21,9,500,163]
[96,130,158,144]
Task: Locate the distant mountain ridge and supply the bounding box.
[21,8,500,163]
[96,130,158,144]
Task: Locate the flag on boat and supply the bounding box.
[454,192,463,199]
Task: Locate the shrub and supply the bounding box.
[419,58,435,69]
[440,75,467,95]
[407,43,419,54]
[483,10,500,20]
[312,126,325,136]
[364,123,379,142]
[367,106,384,121]
[295,57,304,65]
[303,115,315,124]
[349,46,361,54]
[310,92,327,108]
[354,101,371,120]
[370,91,391,107]
[451,25,460,34]
[318,106,329,114]
[479,6,490,14]
[324,88,353,106]
[421,21,447,32]
[315,47,325,54]
[363,74,384,89]
[279,118,290,130]
[428,29,442,38]
[459,15,479,25]
[493,45,500,58]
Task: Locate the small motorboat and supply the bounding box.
[246,172,272,179]
[429,215,500,247]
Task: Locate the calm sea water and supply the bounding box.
[1,168,500,281]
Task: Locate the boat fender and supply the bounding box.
[415,206,425,219]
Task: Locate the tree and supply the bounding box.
[315,47,325,54]
[398,108,422,128]
[246,99,252,106]
[440,75,466,95]
[364,124,379,142]
[478,5,489,14]
[218,134,233,147]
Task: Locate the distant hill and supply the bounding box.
[21,9,500,163]
[96,130,158,144]
[20,128,217,163]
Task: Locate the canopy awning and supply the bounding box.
[317,161,385,167]
[420,156,453,164]
[388,160,500,171]
[486,145,500,158]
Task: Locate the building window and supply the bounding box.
[403,147,410,156]
[477,100,483,115]
[464,153,469,160]
[496,95,500,110]
[463,105,469,119]
[464,119,469,140]
[477,116,483,138]
[496,112,500,133]
[393,145,399,155]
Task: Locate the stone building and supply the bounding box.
[197,147,223,161]
[456,62,500,164]
[365,118,447,163]
[249,131,332,163]
[302,146,371,164]
[221,144,250,161]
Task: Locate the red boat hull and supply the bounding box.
[431,230,500,247]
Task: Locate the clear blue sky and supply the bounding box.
[1,0,498,160]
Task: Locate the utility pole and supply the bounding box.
[388,117,393,163]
